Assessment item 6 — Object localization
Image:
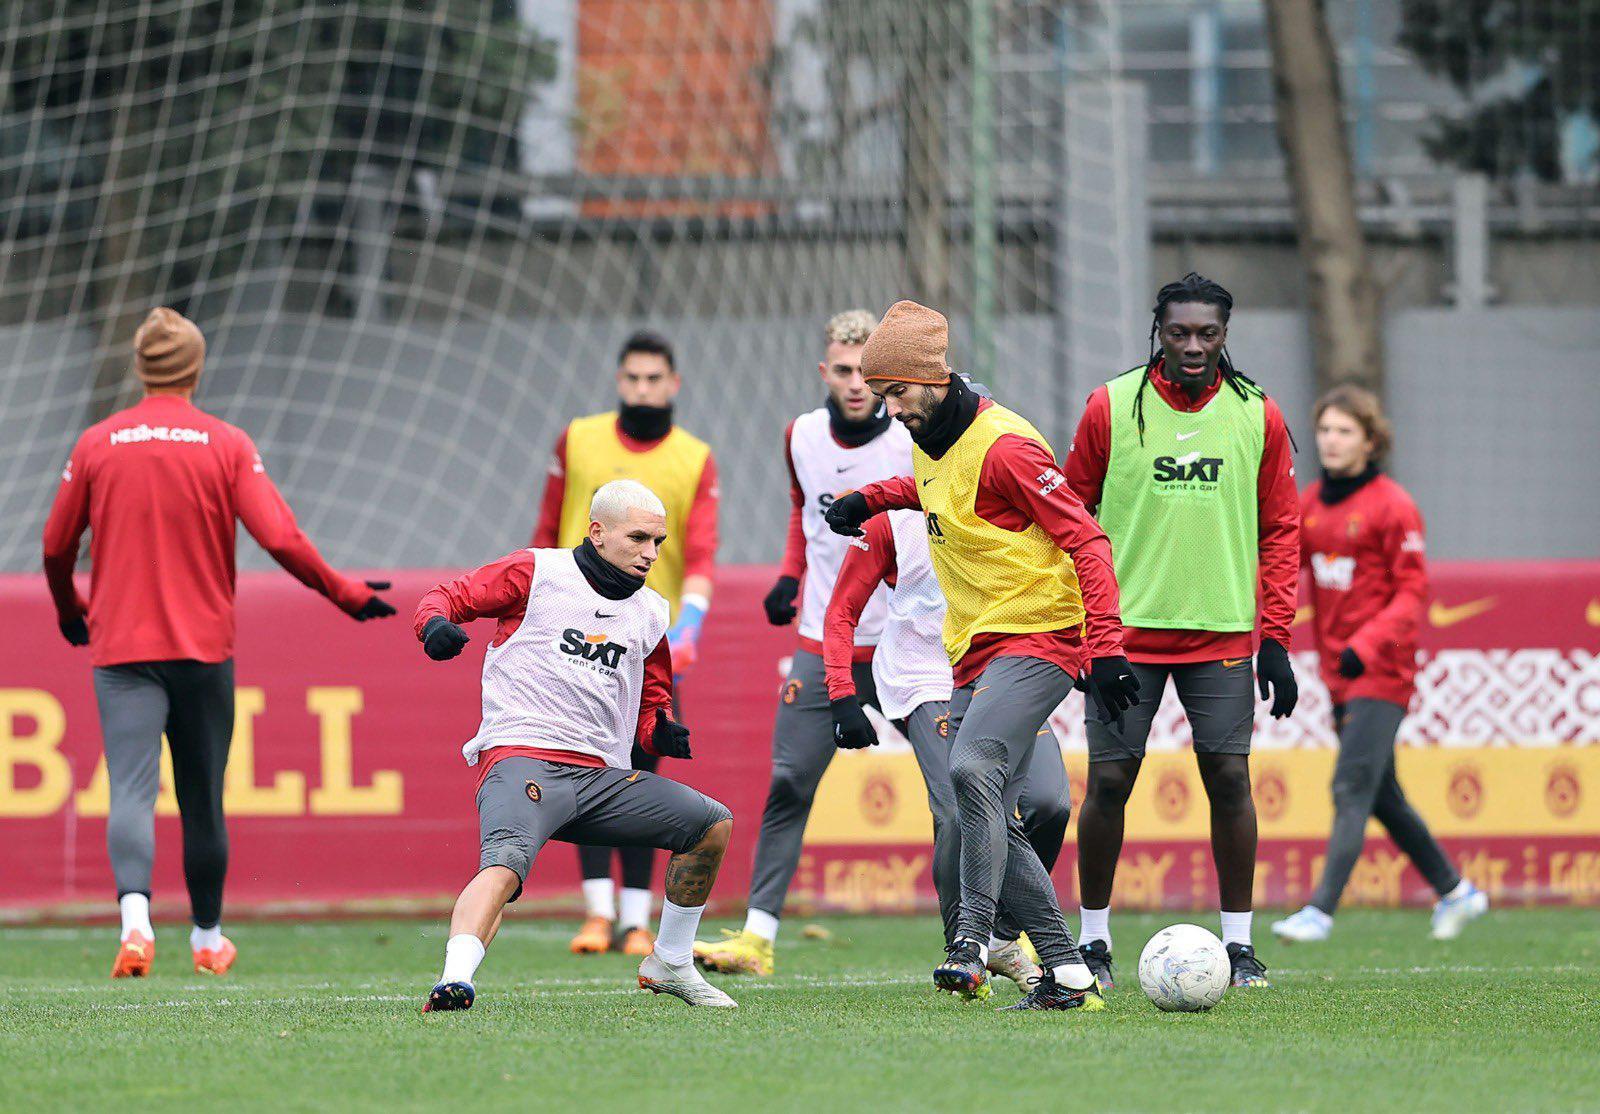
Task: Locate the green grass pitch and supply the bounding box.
[3,909,1597,1112]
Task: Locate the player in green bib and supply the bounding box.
[1063,273,1302,991]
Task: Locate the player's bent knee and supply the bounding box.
[767,767,815,810]
[478,830,533,885]
[1086,769,1136,809]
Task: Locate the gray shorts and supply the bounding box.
[476,756,731,900]
[1086,658,1255,761]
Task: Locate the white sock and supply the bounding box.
[1443,879,1471,901]
[654,900,703,967]
[1054,962,1096,991]
[190,923,223,952]
[618,887,653,931]
[582,878,616,921]
[1220,910,1253,948]
[440,933,486,985]
[955,938,989,965]
[1079,905,1110,948]
[743,908,779,943]
[119,894,152,941]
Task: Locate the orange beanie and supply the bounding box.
[134,308,205,387]
[860,300,952,386]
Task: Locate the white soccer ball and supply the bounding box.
[1137,924,1230,1012]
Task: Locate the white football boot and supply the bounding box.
[986,938,1043,991]
[1272,906,1333,943]
[1431,882,1489,941]
[639,953,739,1007]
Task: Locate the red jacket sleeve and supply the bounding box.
[530,429,567,548]
[682,451,719,582]
[857,475,922,514]
[823,515,897,700]
[413,549,536,639]
[1256,399,1300,647]
[635,636,677,754]
[1346,493,1428,665]
[41,430,93,623]
[232,433,370,614]
[1063,386,1112,513]
[778,421,807,580]
[978,434,1124,657]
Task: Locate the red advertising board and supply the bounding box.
[2,562,1597,917]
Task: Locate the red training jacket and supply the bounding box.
[823,514,900,700]
[41,394,373,667]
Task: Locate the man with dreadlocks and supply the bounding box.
[1063,272,1300,991]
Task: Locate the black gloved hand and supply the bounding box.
[1337,647,1365,679]
[353,580,396,621]
[1085,655,1141,724]
[651,707,692,759]
[1257,637,1299,718]
[421,615,470,661]
[762,575,800,626]
[60,617,89,646]
[831,696,877,750]
[823,491,871,537]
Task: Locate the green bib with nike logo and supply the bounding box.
[1096,366,1265,631]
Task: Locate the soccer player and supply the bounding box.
[415,480,736,1010]
[1274,386,1487,943]
[41,308,394,979]
[1063,273,1299,991]
[529,330,718,956]
[823,498,1072,991]
[694,309,910,976]
[825,300,1140,1011]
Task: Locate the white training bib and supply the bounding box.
[871,509,955,721]
[465,548,670,769]
[788,407,913,644]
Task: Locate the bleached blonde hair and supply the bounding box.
[825,309,876,347]
[590,479,666,525]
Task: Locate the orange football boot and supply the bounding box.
[193,936,237,975]
[111,931,154,979]
[569,915,614,954]
[620,926,656,956]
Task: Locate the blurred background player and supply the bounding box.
[530,330,719,957]
[1064,272,1299,992]
[695,309,909,976]
[415,480,736,1010]
[826,300,1139,1011]
[823,485,1071,992]
[1274,387,1487,945]
[41,308,394,980]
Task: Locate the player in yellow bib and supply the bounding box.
[530,331,719,956]
[825,301,1140,1012]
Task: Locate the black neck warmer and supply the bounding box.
[911,374,981,459]
[827,395,893,447]
[618,402,673,442]
[1320,464,1380,505]
[574,539,647,600]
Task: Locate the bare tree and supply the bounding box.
[1263,0,1385,394]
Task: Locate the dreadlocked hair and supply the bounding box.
[1133,271,1266,444]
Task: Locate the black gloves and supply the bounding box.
[1085,655,1141,724]
[831,696,877,749]
[763,575,800,626]
[1337,647,1365,679]
[823,492,871,537]
[421,615,471,661]
[651,707,692,759]
[60,617,89,646]
[1257,637,1299,718]
[353,580,396,621]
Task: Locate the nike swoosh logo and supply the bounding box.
[626,771,641,783]
[1292,605,1312,627]
[1428,597,1496,628]
[1176,430,1201,441]
[1587,599,1600,627]
[922,477,934,486]
[836,465,853,473]
[1222,658,1248,669]
[594,610,617,619]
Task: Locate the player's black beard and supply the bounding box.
[618,402,673,442]
[574,538,647,599]
[1320,463,1380,505]
[826,395,891,447]
[910,374,980,459]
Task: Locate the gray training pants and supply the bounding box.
[747,649,878,918]
[900,700,1070,947]
[947,656,1083,969]
[92,659,235,928]
[1309,699,1460,914]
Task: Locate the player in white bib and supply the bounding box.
[412,480,737,1010]
[695,310,912,976]
[822,437,1073,996]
